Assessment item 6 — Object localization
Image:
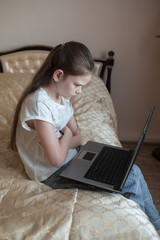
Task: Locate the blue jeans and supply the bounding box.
[122,164,160,230]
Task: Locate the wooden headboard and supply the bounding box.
[0,45,114,93]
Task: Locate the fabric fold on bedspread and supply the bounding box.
[70,190,159,239]
[0,178,79,239]
[0,73,159,239]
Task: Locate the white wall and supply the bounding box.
[0,0,160,142]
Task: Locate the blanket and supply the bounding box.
[0,73,159,239]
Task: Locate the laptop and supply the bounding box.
[60,105,155,193]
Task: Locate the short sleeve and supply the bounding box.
[20,100,54,131]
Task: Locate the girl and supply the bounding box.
[11,41,94,182]
[10,41,160,235]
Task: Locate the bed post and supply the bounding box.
[105,51,115,93]
[94,50,115,94]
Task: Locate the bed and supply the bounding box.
[0,45,159,240]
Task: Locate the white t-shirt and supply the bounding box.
[16,88,77,182]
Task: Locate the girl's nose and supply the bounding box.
[76,86,82,94]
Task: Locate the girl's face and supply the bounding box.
[55,72,92,99]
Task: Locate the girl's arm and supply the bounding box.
[66,115,82,148]
[33,119,73,167]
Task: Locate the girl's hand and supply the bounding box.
[60,126,72,136]
[67,116,82,148]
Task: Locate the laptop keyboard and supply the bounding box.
[84,146,131,185]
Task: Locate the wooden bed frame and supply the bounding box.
[0,45,114,93]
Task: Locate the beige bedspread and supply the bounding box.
[0,73,159,239]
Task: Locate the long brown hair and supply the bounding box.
[10,41,94,150]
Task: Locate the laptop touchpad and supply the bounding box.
[82,152,96,161]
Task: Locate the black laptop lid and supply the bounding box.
[115,105,155,190]
[132,104,155,163]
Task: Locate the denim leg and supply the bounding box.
[122,164,160,230]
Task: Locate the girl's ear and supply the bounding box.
[53,69,64,82]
